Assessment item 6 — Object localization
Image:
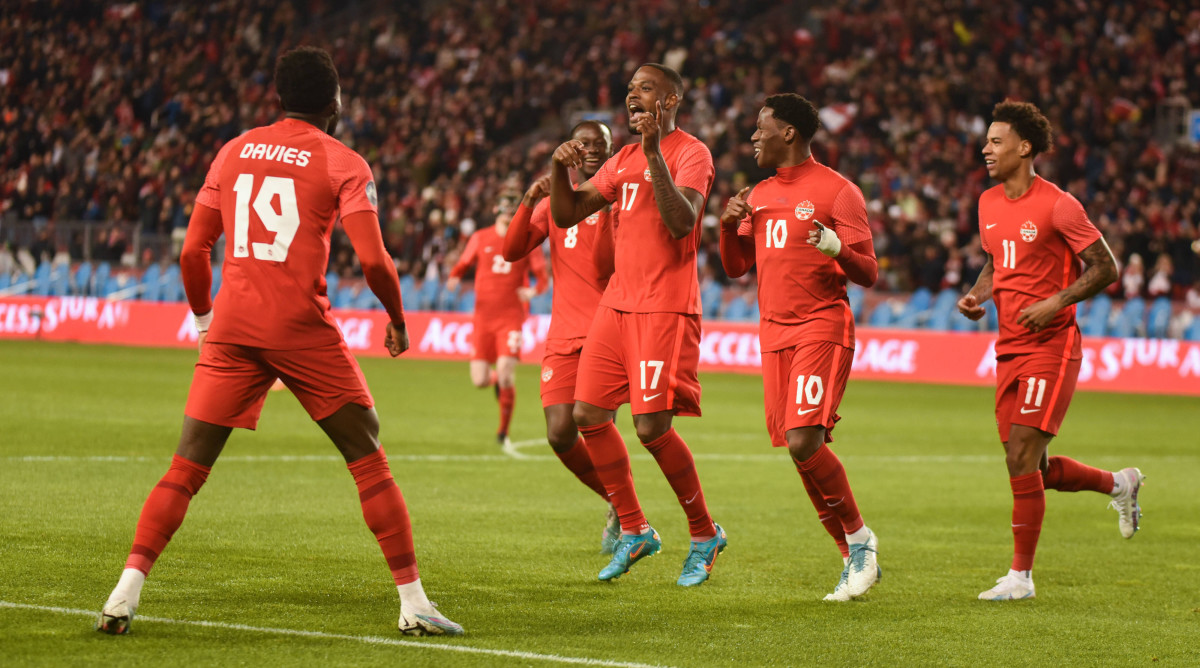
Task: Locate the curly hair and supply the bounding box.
[992,101,1053,157]
[275,46,339,114]
[764,94,820,140]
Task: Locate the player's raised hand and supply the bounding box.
[385,321,410,357]
[524,175,551,204]
[637,100,663,154]
[720,187,752,229]
[552,140,587,169]
[516,286,535,303]
[808,220,842,257]
[1017,295,1063,333]
[957,293,986,321]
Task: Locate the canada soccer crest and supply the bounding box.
[644,169,652,181]
[1020,220,1037,242]
[585,212,599,226]
[541,367,554,382]
[795,200,815,220]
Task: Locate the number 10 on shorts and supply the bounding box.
[796,374,825,410]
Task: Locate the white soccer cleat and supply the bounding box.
[399,604,464,637]
[978,571,1035,601]
[1109,467,1145,539]
[95,599,136,635]
[843,528,880,598]
[822,564,852,602]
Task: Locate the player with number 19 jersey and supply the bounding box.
[195,117,376,349]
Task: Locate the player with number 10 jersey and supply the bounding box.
[720,94,881,602]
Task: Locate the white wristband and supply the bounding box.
[815,223,842,258]
[194,311,213,333]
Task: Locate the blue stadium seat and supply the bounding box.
[1186,317,1200,342]
[1146,297,1171,339]
[1110,297,1145,338]
[0,271,11,292]
[416,279,440,310]
[1074,298,1089,324]
[868,301,895,328]
[909,287,933,312]
[32,262,52,296]
[701,281,724,320]
[93,262,111,297]
[925,289,961,330]
[1081,294,1111,337]
[435,282,459,311]
[723,295,752,321]
[140,264,162,301]
[951,310,980,331]
[325,272,339,299]
[161,265,185,302]
[530,287,552,315]
[72,262,92,296]
[210,265,222,298]
[334,284,357,309]
[399,274,417,310]
[355,287,381,310]
[50,265,70,296]
[848,285,865,322]
[456,288,475,313]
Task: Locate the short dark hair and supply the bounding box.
[275,46,339,114]
[641,63,684,97]
[764,94,820,140]
[992,100,1053,157]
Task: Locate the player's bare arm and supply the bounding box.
[640,100,703,239]
[959,257,994,321]
[550,142,609,227]
[1017,237,1117,332]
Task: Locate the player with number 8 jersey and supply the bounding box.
[720,94,881,601]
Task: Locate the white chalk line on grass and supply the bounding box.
[0,600,671,668]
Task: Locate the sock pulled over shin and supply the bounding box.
[125,454,211,574]
[348,448,419,585]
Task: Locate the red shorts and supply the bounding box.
[185,341,373,429]
[574,307,701,417]
[472,315,523,363]
[761,341,851,448]
[540,338,585,408]
[994,353,1080,442]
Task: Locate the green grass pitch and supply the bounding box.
[1,340,1197,666]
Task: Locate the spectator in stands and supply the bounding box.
[1122,254,1146,300]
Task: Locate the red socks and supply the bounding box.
[794,463,850,558]
[125,455,211,574]
[579,421,647,533]
[1009,471,1045,572]
[497,387,515,437]
[795,445,864,535]
[554,436,608,500]
[348,448,419,585]
[1042,456,1114,494]
[643,429,714,540]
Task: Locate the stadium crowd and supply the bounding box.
[2,0,1199,317]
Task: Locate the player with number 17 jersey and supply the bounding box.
[195,118,378,350]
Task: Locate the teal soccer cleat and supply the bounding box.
[598,528,662,581]
[677,523,727,587]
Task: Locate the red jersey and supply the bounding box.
[194,118,377,349]
[737,159,872,352]
[450,225,547,322]
[587,129,714,315]
[979,176,1101,359]
[521,198,610,343]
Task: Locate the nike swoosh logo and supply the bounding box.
[643,393,662,402]
[629,543,646,559]
[754,205,767,212]
[986,224,997,229]
[617,168,627,173]
[797,407,820,416]
[1019,407,1041,414]
[683,491,700,505]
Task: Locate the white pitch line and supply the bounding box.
[0,600,672,668]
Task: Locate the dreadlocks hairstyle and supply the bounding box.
[764,94,821,140]
[641,63,684,97]
[275,46,339,114]
[992,101,1054,158]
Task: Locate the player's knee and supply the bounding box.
[786,429,823,462]
[634,419,670,444]
[572,402,605,428]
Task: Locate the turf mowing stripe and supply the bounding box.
[0,600,672,668]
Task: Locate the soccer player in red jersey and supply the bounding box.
[446,194,548,446]
[502,121,622,553]
[719,94,881,601]
[96,47,462,637]
[549,63,726,586]
[958,101,1140,601]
